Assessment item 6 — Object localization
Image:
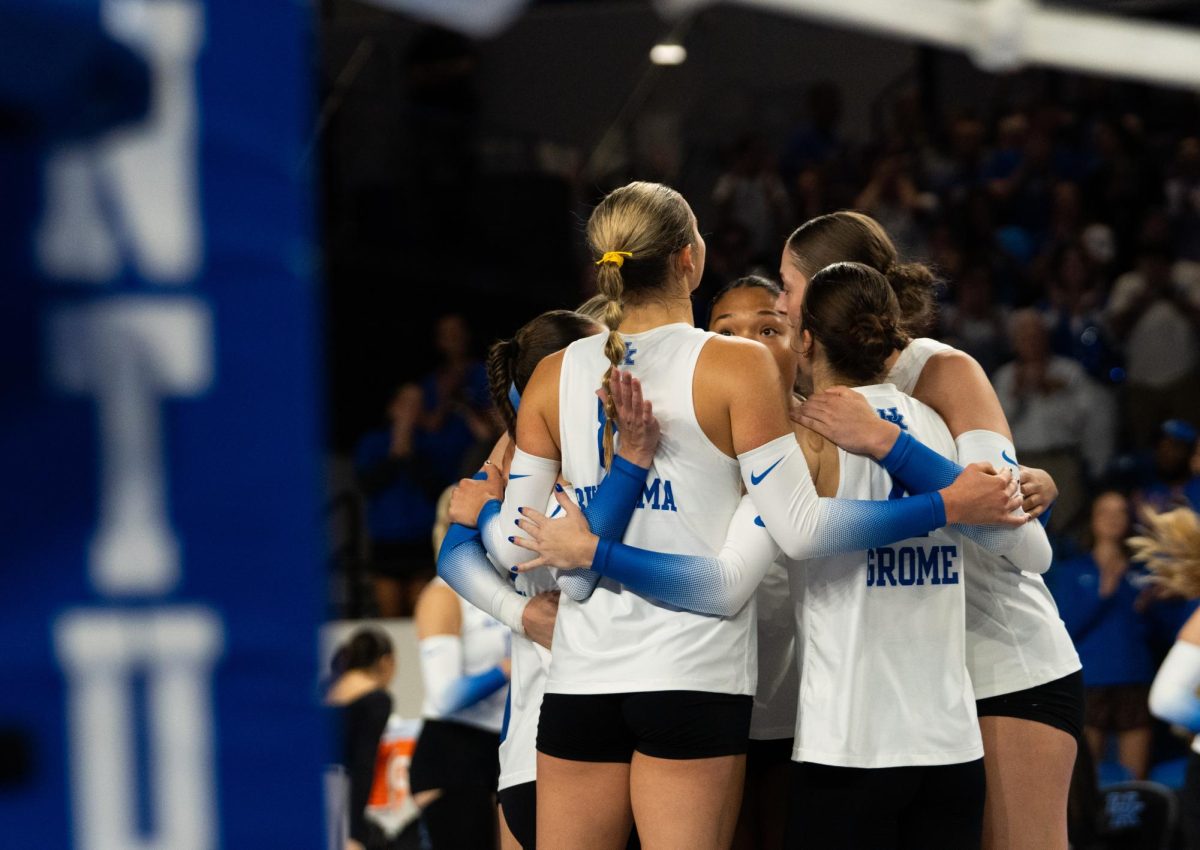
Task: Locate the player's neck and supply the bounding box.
[619,297,694,334]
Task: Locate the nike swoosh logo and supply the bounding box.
[1000,450,1017,466]
[750,458,784,486]
[754,516,766,528]
[508,474,530,480]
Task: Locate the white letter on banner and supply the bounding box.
[55,608,224,850]
[36,0,204,284]
[48,297,213,596]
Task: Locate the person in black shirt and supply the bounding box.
[326,628,395,850]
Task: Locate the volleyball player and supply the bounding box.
[462,181,1022,849]
[707,276,799,850]
[436,308,657,848]
[409,489,512,850]
[782,211,1082,850]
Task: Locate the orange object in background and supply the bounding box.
[369,730,416,808]
[366,717,423,836]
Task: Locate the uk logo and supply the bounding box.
[623,344,637,366]
[877,407,908,430]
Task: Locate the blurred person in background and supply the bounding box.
[326,628,396,850]
[713,134,792,265]
[355,313,496,616]
[1106,241,1200,449]
[1166,137,1200,263]
[1040,242,1118,383]
[1049,491,1153,780]
[1136,419,1200,514]
[355,386,439,617]
[853,147,936,259]
[938,264,1010,375]
[413,313,498,477]
[993,309,1115,533]
[409,487,511,850]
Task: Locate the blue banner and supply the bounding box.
[0,1,327,848]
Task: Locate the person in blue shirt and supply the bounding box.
[1136,419,1200,515]
[354,386,441,617]
[1050,490,1154,779]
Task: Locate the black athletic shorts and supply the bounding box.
[746,737,794,774]
[409,718,500,793]
[975,669,1085,740]
[499,782,537,849]
[537,691,752,762]
[787,759,986,850]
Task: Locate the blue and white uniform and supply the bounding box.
[889,338,1080,699]
[551,325,753,696]
[792,384,981,767]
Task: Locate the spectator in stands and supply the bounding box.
[713,134,791,264]
[413,313,497,480]
[1136,420,1200,515]
[938,265,1009,375]
[326,627,396,850]
[1050,491,1154,780]
[994,309,1116,531]
[853,147,936,259]
[1107,241,1200,448]
[355,386,439,617]
[1041,241,1118,381]
[1166,137,1200,263]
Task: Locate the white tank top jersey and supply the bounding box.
[889,339,1081,698]
[792,384,982,768]
[548,324,753,696]
[498,534,557,790]
[750,556,798,740]
[421,578,511,733]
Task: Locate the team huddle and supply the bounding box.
[432,182,1083,850]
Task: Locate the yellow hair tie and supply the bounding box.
[596,251,633,268]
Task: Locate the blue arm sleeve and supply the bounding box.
[590,497,781,616]
[436,471,530,634]
[441,666,510,715]
[879,429,961,492]
[555,455,650,602]
[878,430,1053,573]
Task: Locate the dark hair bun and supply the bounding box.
[886,262,938,337]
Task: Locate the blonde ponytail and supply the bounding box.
[595,260,627,468]
[1131,507,1200,599]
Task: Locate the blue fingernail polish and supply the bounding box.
[514,519,521,526]
[508,536,515,543]
[510,566,518,574]
[518,506,524,514]
[555,483,563,492]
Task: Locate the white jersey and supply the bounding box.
[792,384,982,768]
[750,557,798,740]
[420,578,510,733]
[889,338,1081,698]
[548,324,753,696]
[498,529,557,790]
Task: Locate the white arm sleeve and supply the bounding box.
[954,430,1053,574]
[418,634,465,717]
[1150,640,1200,731]
[480,447,560,571]
[738,434,947,562]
